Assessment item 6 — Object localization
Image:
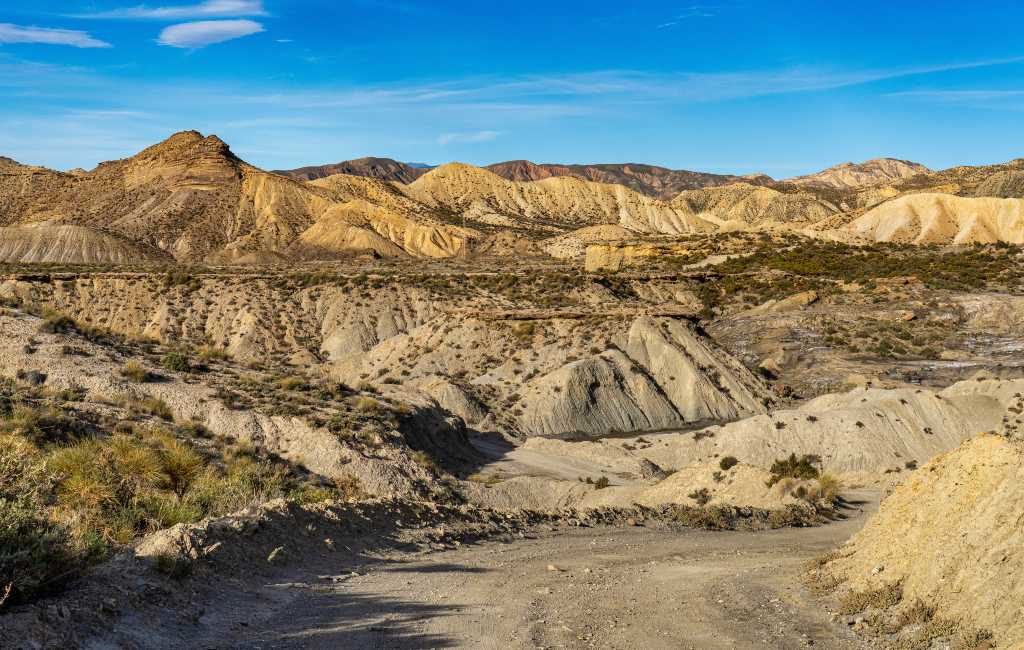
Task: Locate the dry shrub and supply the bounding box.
[839,580,904,615]
[814,472,843,503]
[120,361,152,383]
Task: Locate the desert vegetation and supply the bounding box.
[0,375,346,608]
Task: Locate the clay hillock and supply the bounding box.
[847,193,1024,244]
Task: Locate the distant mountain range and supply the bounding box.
[276,157,932,199]
[277,158,778,199]
[2,131,1023,265]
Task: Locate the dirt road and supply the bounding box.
[201,498,873,649]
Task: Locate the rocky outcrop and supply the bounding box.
[636,378,1024,476]
[517,317,771,437]
[517,350,684,436]
[973,169,1024,198]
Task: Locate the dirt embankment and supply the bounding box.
[815,433,1024,648]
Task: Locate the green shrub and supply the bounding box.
[719,456,739,471]
[37,309,76,334]
[196,346,229,362]
[138,397,174,422]
[767,453,821,487]
[0,396,345,607]
[161,352,191,374]
[0,435,79,608]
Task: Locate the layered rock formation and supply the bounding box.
[7,132,1024,265]
[516,317,770,436]
[0,132,478,263]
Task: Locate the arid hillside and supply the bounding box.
[3,227,1024,646]
[6,134,1024,267]
[0,133,477,263]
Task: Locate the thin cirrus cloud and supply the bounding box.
[232,57,1024,114]
[72,0,266,20]
[0,23,112,48]
[437,131,500,146]
[888,89,1024,105]
[658,4,719,29]
[157,19,264,48]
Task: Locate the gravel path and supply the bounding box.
[208,497,874,649]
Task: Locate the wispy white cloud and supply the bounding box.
[0,23,111,48]
[157,19,264,48]
[887,88,1024,111]
[888,89,1024,101]
[73,0,266,20]
[231,58,1024,113]
[3,53,1023,169]
[658,4,719,29]
[67,109,153,119]
[437,130,500,145]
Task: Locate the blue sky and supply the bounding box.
[1,1,1023,176]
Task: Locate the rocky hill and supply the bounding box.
[275,157,431,183]
[786,158,929,189]
[0,223,173,264]
[401,162,713,236]
[672,182,839,227]
[485,160,773,199]
[0,131,335,261]
[0,132,477,263]
[6,133,1024,266]
[890,158,1024,198]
